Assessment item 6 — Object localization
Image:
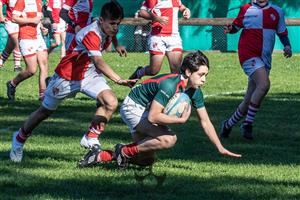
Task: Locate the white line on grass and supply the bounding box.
[204,90,245,98]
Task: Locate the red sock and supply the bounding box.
[85,116,107,139]
[122,143,139,158]
[97,150,114,162]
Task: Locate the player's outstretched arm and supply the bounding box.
[196,107,242,158]
[90,55,137,87]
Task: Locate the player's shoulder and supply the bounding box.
[269,3,284,13]
[240,3,252,10]
[158,74,181,90]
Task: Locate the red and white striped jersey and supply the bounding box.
[233,3,288,67]
[12,0,42,39]
[55,21,112,81]
[1,0,18,21]
[47,0,65,23]
[62,0,93,34]
[142,0,182,36]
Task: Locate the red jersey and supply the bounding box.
[47,0,64,23]
[62,0,93,34]
[1,0,18,21]
[55,21,112,81]
[12,0,42,39]
[233,3,288,66]
[143,0,182,36]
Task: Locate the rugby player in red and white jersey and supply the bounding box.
[47,0,67,58]
[0,0,22,71]
[220,0,292,139]
[59,0,127,56]
[128,0,190,80]
[6,0,49,102]
[9,1,137,163]
[59,0,92,53]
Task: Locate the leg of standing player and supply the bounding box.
[37,49,49,100]
[165,51,182,74]
[60,31,66,58]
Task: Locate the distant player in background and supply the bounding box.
[47,0,66,59]
[59,0,92,54]
[6,0,49,102]
[0,0,22,72]
[128,0,190,81]
[9,1,137,163]
[79,51,241,169]
[221,0,292,139]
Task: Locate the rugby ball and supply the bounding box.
[164,93,191,117]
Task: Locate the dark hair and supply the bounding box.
[101,1,124,20]
[180,50,209,74]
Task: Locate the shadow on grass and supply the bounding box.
[0,93,300,166]
[0,168,299,200]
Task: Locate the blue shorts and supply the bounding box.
[242,57,270,79]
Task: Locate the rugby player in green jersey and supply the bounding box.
[79,51,241,168]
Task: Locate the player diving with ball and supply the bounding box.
[79,51,242,169]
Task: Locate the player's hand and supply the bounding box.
[52,23,58,30]
[115,45,127,57]
[283,45,292,58]
[155,16,169,25]
[178,104,191,124]
[223,24,233,34]
[183,8,191,19]
[218,147,242,158]
[117,79,138,88]
[75,25,81,33]
[0,16,5,23]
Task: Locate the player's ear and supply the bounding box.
[99,17,104,24]
[185,68,192,77]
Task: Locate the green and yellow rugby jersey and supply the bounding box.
[128,73,205,109]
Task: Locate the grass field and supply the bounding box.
[0,52,300,199]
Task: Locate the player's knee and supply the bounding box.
[257,81,270,94]
[103,97,118,112]
[160,135,177,149]
[24,69,36,77]
[38,106,54,118]
[148,68,160,76]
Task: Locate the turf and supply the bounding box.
[0,52,299,199]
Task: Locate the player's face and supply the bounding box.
[188,65,209,88]
[256,0,268,6]
[100,17,121,36]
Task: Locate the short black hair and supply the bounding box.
[180,51,209,74]
[101,1,124,20]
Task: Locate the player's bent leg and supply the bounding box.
[147,54,165,76]
[81,71,117,148]
[96,89,118,118]
[249,67,270,105]
[13,55,38,85]
[80,90,118,148]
